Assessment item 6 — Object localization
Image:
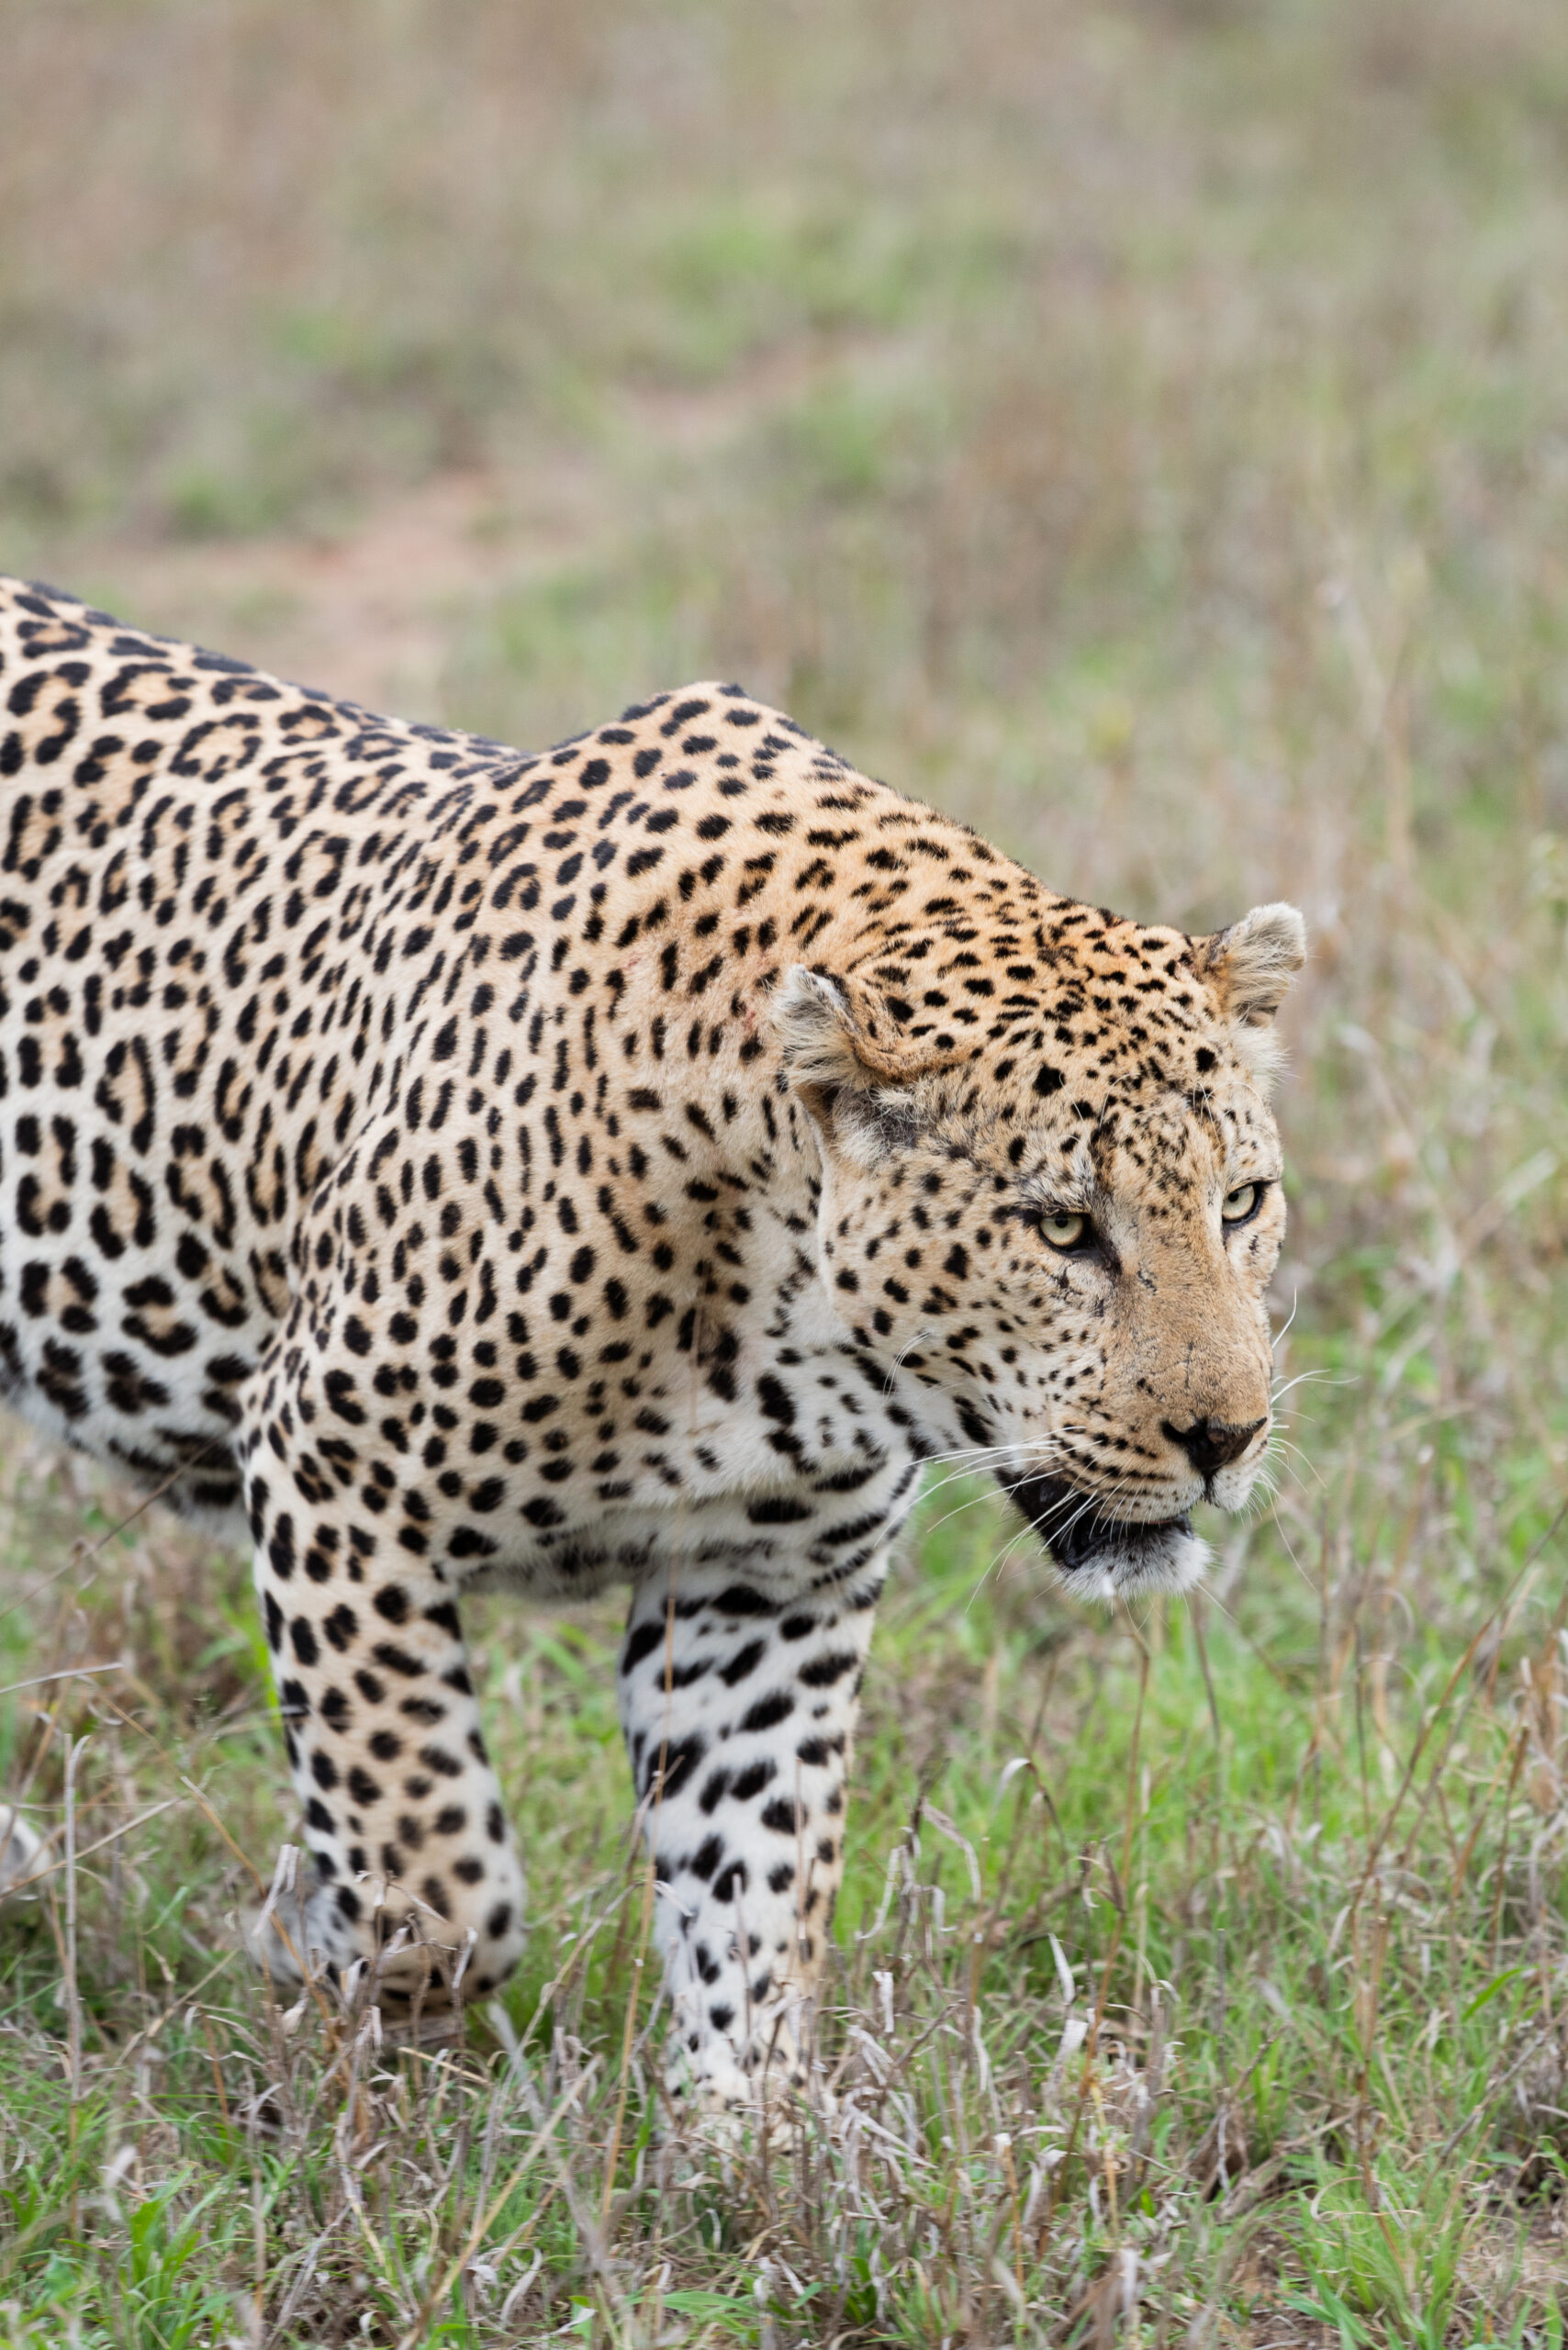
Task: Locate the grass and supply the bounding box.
[4,0,1568,2339]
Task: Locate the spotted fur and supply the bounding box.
[0,574,1303,2110]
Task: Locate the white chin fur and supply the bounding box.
[1061,1523,1211,1604]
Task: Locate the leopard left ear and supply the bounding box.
[1198,903,1306,1027]
[773,966,939,1163]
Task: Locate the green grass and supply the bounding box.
[5,0,1568,2339]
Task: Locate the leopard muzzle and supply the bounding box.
[1006,1471,1208,1598]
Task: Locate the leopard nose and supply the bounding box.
[1160,1416,1265,1477]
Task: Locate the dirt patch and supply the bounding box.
[61,462,600,720]
[50,331,881,721]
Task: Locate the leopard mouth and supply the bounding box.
[1004,1471,1207,1596]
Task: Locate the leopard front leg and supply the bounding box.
[243,1460,526,2007]
[618,1557,883,2119]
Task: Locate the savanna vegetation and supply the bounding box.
[3,0,1568,2339]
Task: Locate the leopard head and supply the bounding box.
[777,901,1306,1596]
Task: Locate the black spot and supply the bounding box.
[745,1494,812,1526]
[711,1584,779,1617]
[323,1605,358,1651]
[690,1835,723,1881]
[740,1690,792,1733]
[646,1733,705,1801]
[800,1650,859,1687]
[622,1619,664,1673]
[372,1642,425,1677]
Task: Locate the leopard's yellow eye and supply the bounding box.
[1037,1210,1089,1250]
[1222,1182,1260,1224]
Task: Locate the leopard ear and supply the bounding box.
[1198,903,1306,1027]
[773,967,935,1162]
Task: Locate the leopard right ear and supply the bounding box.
[773,967,934,1162]
[1194,903,1306,1090]
[1198,904,1306,1026]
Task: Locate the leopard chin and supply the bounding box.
[1005,1472,1210,1599]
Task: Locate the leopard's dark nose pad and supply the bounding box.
[1160,1416,1265,1477]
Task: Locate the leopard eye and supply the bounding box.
[1036,1209,1090,1251]
[1222,1181,1261,1225]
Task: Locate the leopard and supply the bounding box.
[0,570,1305,2115]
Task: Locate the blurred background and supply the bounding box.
[6,0,1568,1354]
[6,1,1568,2334]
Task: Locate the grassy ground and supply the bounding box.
[4,0,1568,2339]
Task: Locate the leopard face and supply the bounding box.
[777,902,1303,1596]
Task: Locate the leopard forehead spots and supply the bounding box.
[0,573,1303,2103]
